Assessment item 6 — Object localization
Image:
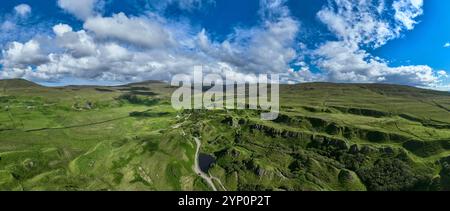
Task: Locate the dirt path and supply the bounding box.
[193,137,217,191]
[211,176,227,191]
[193,137,227,191]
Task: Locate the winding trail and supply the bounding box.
[193,137,227,191]
[211,176,227,191]
[193,137,217,191]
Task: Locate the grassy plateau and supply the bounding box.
[0,79,449,191]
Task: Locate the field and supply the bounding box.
[0,79,449,191]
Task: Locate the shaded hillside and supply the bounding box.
[0,79,42,89]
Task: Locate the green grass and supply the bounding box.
[0,79,449,191]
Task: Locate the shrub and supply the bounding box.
[118,94,159,106]
[357,158,420,191]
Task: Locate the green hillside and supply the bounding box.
[0,79,449,191]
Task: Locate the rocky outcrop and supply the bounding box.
[403,139,450,157]
[331,106,390,118]
[310,135,349,151]
[258,113,412,143]
[250,123,311,140]
[399,113,450,129]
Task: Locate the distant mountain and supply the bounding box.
[0,78,42,89]
[123,80,166,87]
[1,78,448,95]
[290,82,450,97]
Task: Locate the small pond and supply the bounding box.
[198,153,215,173]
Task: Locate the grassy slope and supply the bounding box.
[197,83,450,191]
[0,79,207,190]
[0,79,449,191]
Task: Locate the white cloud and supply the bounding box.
[0,0,446,89]
[377,0,386,14]
[259,0,290,20]
[1,40,49,69]
[0,0,302,84]
[312,40,441,86]
[83,13,175,49]
[317,0,400,48]
[393,0,423,30]
[311,0,445,87]
[197,16,299,75]
[438,70,448,77]
[1,22,209,82]
[53,24,97,58]
[57,0,102,20]
[444,42,450,48]
[316,0,423,48]
[14,4,32,17]
[99,43,132,62]
[53,24,73,36]
[196,0,299,76]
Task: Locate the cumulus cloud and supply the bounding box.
[53,24,72,36]
[1,0,302,84]
[83,13,175,49]
[393,0,423,30]
[100,43,132,62]
[438,70,448,77]
[313,41,438,85]
[1,20,211,82]
[57,0,103,20]
[53,24,97,58]
[1,40,49,69]
[317,0,400,48]
[0,0,447,89]
[444,42,450,48]
[312,0,444,87]
[14,4,32,17]
[197,16,299,74]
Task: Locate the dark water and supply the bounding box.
[198,153,215,173]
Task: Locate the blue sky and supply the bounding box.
[375,1,450,70]
[0,0,449,89]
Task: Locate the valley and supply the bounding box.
[0,79,449,191]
